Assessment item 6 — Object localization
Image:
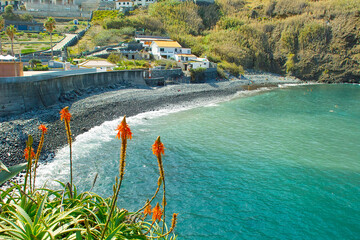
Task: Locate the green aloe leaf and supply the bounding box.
[0,163,27,185]
[0,161,10,173]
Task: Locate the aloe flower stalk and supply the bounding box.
[101,116,132,239]
[60,107,73,187]
[152,136,166,233]
[146,212,178,238]
[23,135,35,192]
[33,124,47,191]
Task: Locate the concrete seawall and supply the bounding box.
[0,70,146,117]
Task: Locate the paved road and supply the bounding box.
[44,34,78,52]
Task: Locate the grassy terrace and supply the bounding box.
[1,32,63,54]
[1,20,88,55]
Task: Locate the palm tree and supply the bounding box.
[5,25,16,56]
[44,17,56,58]
[0,16,4,55]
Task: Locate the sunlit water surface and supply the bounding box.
[37,84,360,239]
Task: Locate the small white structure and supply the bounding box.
[64,62,71,71]
[174,53,197,62]
[0,55,17,61]
[115,0,133,8]
[79,60,116,71]
[189,57,211,69]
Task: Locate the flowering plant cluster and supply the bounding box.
[0,106,178,239]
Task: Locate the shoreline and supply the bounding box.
[0,74,303,172]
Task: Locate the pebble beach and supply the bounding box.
[0,73,302,171]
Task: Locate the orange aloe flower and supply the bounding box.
[152,203,163,222]
[38,124,47,134]
[116,116,132,140]
[60,106,72,122]
[152,136,165,156]
[144,204,152,217]
[24,147,35,160]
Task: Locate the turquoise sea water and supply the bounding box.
[37,84,360,239]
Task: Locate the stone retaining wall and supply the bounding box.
[0,70,146,117]
[149,68,183,80]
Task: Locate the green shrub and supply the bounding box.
[29,58,42,68]
[217,67,227,79]
[116,60,149,69]
[154,59,177,69]
[280,29,298,54]
[190,67,206,83]
[285,53,296,73]
[93,29,123,46]
[270,0,309,17]
[69,25,78,32]
[23,66,29,71]
[218,17,244,30]
[218,61,244,77]
[21,49,36,55]
[32,65,49,71]
[149,0,203,35]
[92,10,119,21]
[299,22,330,51]
[107,53,121,64]
[118,27,136,36]
[20,13,33,22]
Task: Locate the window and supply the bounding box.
[160,48,164,52]
[175,48,177,52]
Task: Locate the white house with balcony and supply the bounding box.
[151,40,182,60]
[151,41,194,60]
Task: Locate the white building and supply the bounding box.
[132,0,156,7]
[79,59,116,71]
[113,0,155,8]
[115,0,133,8]
[151,41,194,60]
[189,57,211,69]
[151,40,182,60]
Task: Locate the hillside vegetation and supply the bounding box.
[92,0,360,82]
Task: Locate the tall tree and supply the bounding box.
[5,25,16,56]
[44,17,56,58]
[0,16,4,55]
[3,5,17,20]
